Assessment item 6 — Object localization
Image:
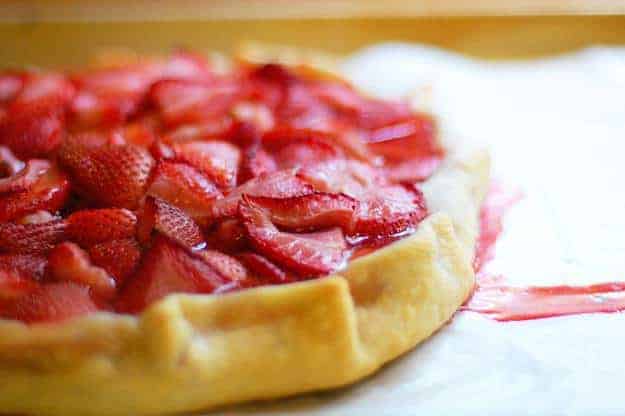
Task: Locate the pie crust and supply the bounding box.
[0,50,490,415]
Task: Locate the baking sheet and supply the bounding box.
[221,44,625,415]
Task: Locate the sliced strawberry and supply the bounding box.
[0,159,50,194]
[137,197,205,249]
[0,72,24,103]
[0,97,65,158]
[204,219,248,252]
[58,142,154,209]
[262,127,341,159]
[0,219,66,254]
[231,101,274,132]
[0,162,70,222]
[0,253,47,281]
[63,131,110,149]
[273,140,340,169]
[237,252,289,284]
[18,210,59,225]
[0,146,25,176]
[203,169,313,224]
[150,140,175,160]
[299,159,383,197]
[353,185,428,239]
[88,238,141,286]
[70,91,142,128]
[239,200,348,276]
[238,146,277,184]
[172,140,240,189]
[0,282,99,323]
[196,250,247,281]
[159,51,213,81]
[147,161,222,218]
[150,79,239,126]
[249,63,296,86]
[47,242,116,300]
[110,121,156,148]
[66,208,137,248]
[0,269,40,300]
[70,64,154,127]
[383,154,443,183]
[14,74,74,106]
[245,192,357,232]
[165,118,234,143]
[116,236,231,313]
[367,116,439,161]
[70,54,211,128]
[311,82,413,129]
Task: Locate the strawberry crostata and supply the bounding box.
[0,48,488,415]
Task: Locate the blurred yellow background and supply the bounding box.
[1,15,625,68]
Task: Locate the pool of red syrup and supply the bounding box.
[463,184,625,321]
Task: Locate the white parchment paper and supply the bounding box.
[222,44,625,416]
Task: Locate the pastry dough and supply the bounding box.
[0,49,489,415]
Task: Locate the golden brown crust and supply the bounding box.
[0,51,490,415]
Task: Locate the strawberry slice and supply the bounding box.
[262,127,342,169]
[172,140,241,189]
[237,252,289,284]
[0,159,50,194]
[0,253,47,281]
[353,185,428,240]
[0,72,25,103]
[0,162,71,222]
[159,51,213,81]
[0,282,99,323]
[367,116,439,161]
[231,101,274,132]
[147,161,222,218]
[273,140,340,169]
[70,64,155,127]
[88,238,141,286]
[0,219,66,254]
[238,146,277,184]
[310,82,413,129]
[196,250,247,281]
[383,154,443,183]
[165,118,234,143]
[299,159,383,197]
[18,210,58,225]
[58,142,154,209]
[137,197,205,250]
[202,169,313,224]
[239,199,348,276]
[150,79,239,126]
[70,91,142,128]
[150,140,175,161]
[245,192,357,232]
[0,97,65,158]
[204,219,248,252]
[47,242,116,300]
[116,236,232,313]
[14,74,74,106]
[109,121,156,148]
[66,208,137,248]
[0,146,25,176]
[0,269,40,300]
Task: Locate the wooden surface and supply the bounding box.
[2,0,625,21]
[1,16,624,68]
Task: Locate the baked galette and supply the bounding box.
[0,47,488,415]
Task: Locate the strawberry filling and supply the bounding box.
[0,53,442,323]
